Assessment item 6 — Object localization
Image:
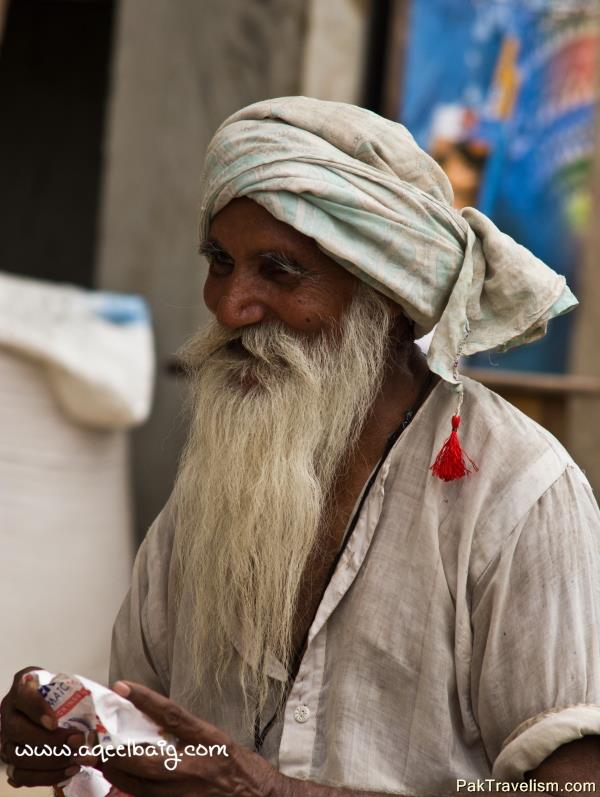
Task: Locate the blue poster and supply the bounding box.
[400,0,598,373]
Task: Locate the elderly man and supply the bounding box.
[2,97,600,796]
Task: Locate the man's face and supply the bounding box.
[202,197,362,335]
[177,198,407,723]
[174,275,395,722]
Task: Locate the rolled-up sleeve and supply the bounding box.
[470,463,600,779]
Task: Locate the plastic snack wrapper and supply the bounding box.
[30,670,168,797]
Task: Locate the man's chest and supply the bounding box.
[289,460,380,673]
[167,454,482,794]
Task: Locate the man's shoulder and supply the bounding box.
[416,376,591,578]
[459,374,573,475]
[393,372,577,512]
[449,374,574,481]
[138,493,178,566]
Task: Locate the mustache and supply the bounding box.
[178,321,329,378]
[224,337,250,358]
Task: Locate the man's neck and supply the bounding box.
[356,342,433,468]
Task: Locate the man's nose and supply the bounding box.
[213,272,270,330]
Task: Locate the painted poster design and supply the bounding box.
[401,0,599,373]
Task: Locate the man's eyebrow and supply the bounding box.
[198,238,233,259]
[258,250,307,275]
[199,241,312,279]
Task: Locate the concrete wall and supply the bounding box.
[301,0,371,104]
[95,0,306,537]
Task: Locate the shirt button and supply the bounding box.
[294,705,310,723]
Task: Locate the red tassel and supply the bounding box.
[430,415,478,482]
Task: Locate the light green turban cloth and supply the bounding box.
[198,96,577,393]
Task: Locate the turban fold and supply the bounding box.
[198,96,577,391]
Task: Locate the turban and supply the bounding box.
[198,96,577,395]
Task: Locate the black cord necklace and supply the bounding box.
[253,370,436,754]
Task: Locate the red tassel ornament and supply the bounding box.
[430,415,478,482]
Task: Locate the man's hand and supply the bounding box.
[101,681,283,797]
[0,666,90,788]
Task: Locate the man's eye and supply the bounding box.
[267,264,299,278]
[208,257,233,276]
[263,259,305,281]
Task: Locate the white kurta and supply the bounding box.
[110,377,600,795]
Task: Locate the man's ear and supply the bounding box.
[384,299,415,341]
[383,296,403,318]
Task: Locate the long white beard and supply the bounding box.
[172,284,396,723]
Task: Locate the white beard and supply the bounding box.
[172,283,396,724]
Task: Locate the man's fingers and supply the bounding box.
[101,750,186,781]
[107,788,136,797]
[10,668,45,691]
[0,738,77,770]
[7,764,79,788]
[111,681,190,733]
[0,668,42,741]
[112,681,227,745]
[102,763,172,797]
[102,765,143,797]
[13,676,57,730]
[1,709,80,749]
[113,681,211,741]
